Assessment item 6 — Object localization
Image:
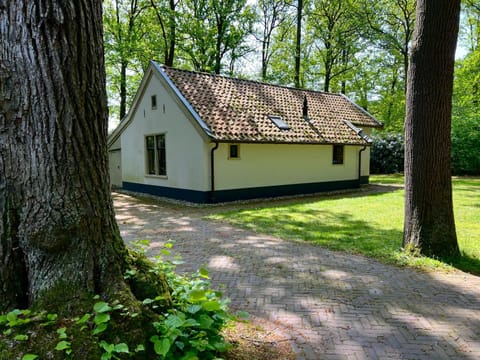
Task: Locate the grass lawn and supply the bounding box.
[207,175,480,275]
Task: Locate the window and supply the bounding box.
[151,95,157,110]
[146,134,166,175]
[229,144,240,159]
[332,145,344,165]
[268,115,290,130]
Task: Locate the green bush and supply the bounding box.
[451,116,480,175]
[370,132,404,174]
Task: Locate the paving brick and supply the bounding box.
[115,192,480,360]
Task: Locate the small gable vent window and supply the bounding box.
[332,145,344,165]
[268,115,290,130]
[229,144,240,159]
[151,95,157,110]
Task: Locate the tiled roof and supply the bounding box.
[160,64,382,145]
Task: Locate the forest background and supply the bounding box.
[104,0,480,175]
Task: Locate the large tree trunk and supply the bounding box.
[0,1,132,310]
[403,0,461,257]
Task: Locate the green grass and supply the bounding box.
[207,175,480,275]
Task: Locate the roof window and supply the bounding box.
[268,115,290,130]
[343,120,373,143]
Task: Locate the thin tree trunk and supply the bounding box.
[295,0,303,88]
[0,1,131,310]
[403,0,461,257]
[166,0,176,66]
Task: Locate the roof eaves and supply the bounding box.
[151,61,215,139]
[339,93,383,128]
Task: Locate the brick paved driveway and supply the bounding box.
[114,192,480,360]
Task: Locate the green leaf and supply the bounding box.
[92,323,108,335]
[94,313,111,325]
[46,313,58,321]
[135,344,145,352]
[57,327,68,339]
[214,340,232,352]
[14,334,28,341]
[189,289,207,301]
[202,301,221,311]
[179,351,200,360]
[114,343,129,353]
[187,304,202,314]
[99,340,115,353]
[160,249,171,256]
[165,315,184,329]
[22,355,38,360]
[55,340,71,351]
[182,318,200,327]
[93,301,112,313]
[199,268,209,278]
[197,314,214,329]
[151,336,172,357]
[6,310,18,323]
[76,313,91,324]
[142,298,154,305]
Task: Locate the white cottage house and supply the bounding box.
[108,61,382,203]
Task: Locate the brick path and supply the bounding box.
[114,192,480,360]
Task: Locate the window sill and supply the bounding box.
[145,174,168,179]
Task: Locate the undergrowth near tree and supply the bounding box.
[0,241,235,360]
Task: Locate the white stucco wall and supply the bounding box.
[214,143,368,190]
[121,73,210,191]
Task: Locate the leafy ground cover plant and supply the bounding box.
[0,241,233,359]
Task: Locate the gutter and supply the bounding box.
[210,142,219,203]
[358,145,367,184]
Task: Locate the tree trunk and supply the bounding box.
[403,0,461,258]
[0,1,135,311]
[294,0,303,88]
[166,0,176,67]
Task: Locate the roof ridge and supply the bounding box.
[159,63,342,97]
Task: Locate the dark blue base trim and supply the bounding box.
[122,182,210,204]
[212,179,359,203]
[123,179,363,204]
[360,176,369,185]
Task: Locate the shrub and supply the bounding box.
[370,133,404,174]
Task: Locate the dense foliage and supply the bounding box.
[370,133,404,174]
[104,0,480,174]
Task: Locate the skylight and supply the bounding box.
[343,119,373,143]
[268,115,290,130]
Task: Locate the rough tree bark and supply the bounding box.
[0,1,159,311]
[403,0,461,257]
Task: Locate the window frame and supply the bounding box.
[145,133,167,176]
[151,95,157,110]
[228,144,240,159]
[332,144,344,165]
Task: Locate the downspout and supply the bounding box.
[358,145,367,186]
[210,142,219,203]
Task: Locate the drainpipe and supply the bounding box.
[210,142,219,203]
[358,145,367,186]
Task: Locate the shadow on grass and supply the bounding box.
[445,253,480,276]
[113,191,480,359]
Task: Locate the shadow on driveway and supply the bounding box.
[114,191,480,360]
